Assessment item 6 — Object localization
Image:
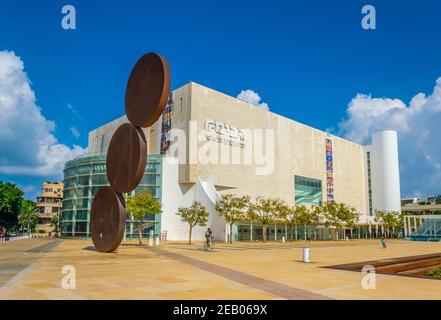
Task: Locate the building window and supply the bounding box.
[294,176,322,205]
[75,222,88,235]
[62,211,73,221]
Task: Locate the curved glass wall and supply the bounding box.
[61,154,162,238]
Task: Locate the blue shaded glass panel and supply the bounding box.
[295,175,322,205]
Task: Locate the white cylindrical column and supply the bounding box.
[403,216,407,237]
[370,131,401,213]
[303,248,310,263]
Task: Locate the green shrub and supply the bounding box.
[427,266,441,278]
[37,229,46,234]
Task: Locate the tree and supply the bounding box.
[0,181,24,231]
[215,194,250,243]
[51,214,59,236]
[296,205,311,240]
[18,200,38,234]
[392,211,403,236]
[338,203,359,239]
[323,201,358,240]
[310,204,325,240]
[374,210,401,238]
[278,204,299,241]
[374,210,388,237]
[176,201,209,244]
[248,197,284,242]
[323,201,341,240]
[126,190,162,246]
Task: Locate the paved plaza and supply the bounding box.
[1,238,441,299]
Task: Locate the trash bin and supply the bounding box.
[282,236,285,243]
[303,247,310,263]
[155,237,160,246]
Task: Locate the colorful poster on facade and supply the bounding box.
[325,138,334,201]
[160,94,173,154]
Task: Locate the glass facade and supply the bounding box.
[61,154,162,238]
[409,219,441,241]
[236,223,352,241]
[237,223,290,241]
[294,175,322,205]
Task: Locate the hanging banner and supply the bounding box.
[160,94,173,154]
[325,137,334,201]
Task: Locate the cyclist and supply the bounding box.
[380,237,388,249]
[204,228,214,250]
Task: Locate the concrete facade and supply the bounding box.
[83,82,401,241]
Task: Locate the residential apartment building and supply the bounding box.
[36,181,63,232]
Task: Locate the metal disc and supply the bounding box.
[125,52,171,127]
[106,123,147,193]
[90,187,126,253]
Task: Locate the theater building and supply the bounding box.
[60,82,401,241]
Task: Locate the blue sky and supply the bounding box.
[1,0,441,200]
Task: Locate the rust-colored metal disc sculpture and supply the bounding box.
[106,123,147,193]
[90,187,126,253]
[91,52,171,253]
[125,52,170,128]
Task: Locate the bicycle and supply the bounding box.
[203,236,215,251]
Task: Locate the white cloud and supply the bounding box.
[237,89,269,110]
[65,103,83,121]
[0,50,86,177]
[338,77,441,198]
[70,126,80,138]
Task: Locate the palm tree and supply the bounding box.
[18,200,38,235]
[51,214,59,237]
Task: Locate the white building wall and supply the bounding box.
[367,130,401,213]
[195,178,227,242]
[160,157,194,241]
[160,157,226,242]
